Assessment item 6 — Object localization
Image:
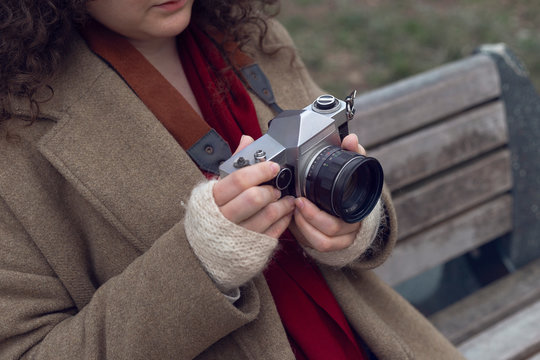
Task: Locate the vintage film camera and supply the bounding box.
[219,92,383,223]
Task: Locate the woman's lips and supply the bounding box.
[154,0,187,12]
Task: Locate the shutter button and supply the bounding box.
[312,95,340,113]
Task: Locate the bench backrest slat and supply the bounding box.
[377,194,513,286]
[393,149,512,240]
[351,54,501,148]
[370,102,508,191]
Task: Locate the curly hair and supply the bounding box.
[0,0,280,122]
[193,0,280,52]
[0,0,87,121]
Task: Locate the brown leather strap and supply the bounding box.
[81,21,211,150]
[81,21,281,174]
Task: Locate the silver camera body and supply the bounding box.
[219,95,348,195]
[219,93,383,223]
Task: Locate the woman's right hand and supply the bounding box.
[213,136,295,239]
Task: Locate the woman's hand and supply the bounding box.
[213,136,295,239]
[290,133,367,252]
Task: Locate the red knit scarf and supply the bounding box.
[81,21,367,360]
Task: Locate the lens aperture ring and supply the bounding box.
[306,147,353,215]
[305,146,384,223]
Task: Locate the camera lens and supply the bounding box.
[342,171,364,207]
[305,146,383,223]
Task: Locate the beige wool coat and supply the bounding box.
[0,20,464,360]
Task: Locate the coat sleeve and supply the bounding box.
[0,195,260,359]
[349,184,398,270]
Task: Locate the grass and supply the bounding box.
[278,0,540,97]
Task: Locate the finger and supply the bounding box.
[213,161,280,206]
[239,196,295,233]
[233,135,254,155]
[264,212,294,239]
[341,133,366,156]
[358,143,367,156]
[287,221,310,248]
[220,185,281,223]
[293,209,357,252]
[295,197,361,237]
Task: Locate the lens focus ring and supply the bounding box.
[304,146,384,223]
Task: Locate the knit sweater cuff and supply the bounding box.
[184,180,279,292]
[303,200,382,267]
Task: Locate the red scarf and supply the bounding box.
[178,26,263,150]
[81,21,367,360]
[264,233,369,360]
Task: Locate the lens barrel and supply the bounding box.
[305,146,384,223]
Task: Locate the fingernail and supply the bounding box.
[295,198,305,209]
[270,162,280,175]
[273,188,282,199]
[286,196,296,209]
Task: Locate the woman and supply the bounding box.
[0,0,464,359]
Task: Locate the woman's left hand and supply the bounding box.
[290,134,366,252]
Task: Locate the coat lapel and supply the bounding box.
[25,31,290,257]
[35,35,205,251]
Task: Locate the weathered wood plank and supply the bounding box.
[350,54,501,148]
[429,257,540,345]
[374,195,512,286]
[393,150,512,239]
[370,102,507,191]
[525,353,540,360]
[458,299,540,360]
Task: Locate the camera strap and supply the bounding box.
[239,63,283,115]
[82,21,282,175]
[214,31,284,115]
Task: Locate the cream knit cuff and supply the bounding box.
[184,180,279,292]
[303,200,382,267]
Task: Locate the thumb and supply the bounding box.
[341,133,366,156]
[233,135,255,155]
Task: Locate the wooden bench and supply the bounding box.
[347,43,540,360]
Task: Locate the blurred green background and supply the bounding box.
[278,0,540,97]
